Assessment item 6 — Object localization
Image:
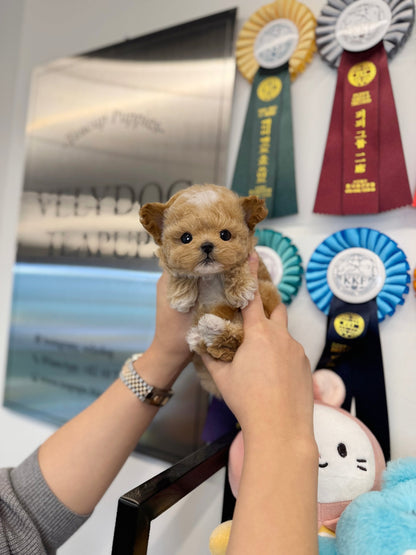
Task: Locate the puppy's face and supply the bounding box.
[140,185,267,277]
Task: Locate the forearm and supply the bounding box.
[227,432,319,555]
[38,348,181,515]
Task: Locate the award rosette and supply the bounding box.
[306,227,410,459]
[314,0,414,215]
[232,0,316,218]
[255,228,303,304]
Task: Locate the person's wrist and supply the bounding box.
[132,346,188,390]
[150,335,192,367]
[120,355,173,407]
[241,412,316,450]
[243,428,318,463]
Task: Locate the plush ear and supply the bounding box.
[240,196,268,230]
[139,202,167,245]
[313,369,346,408]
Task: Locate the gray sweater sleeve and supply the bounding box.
[0,450,90,554]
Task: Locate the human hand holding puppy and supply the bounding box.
[201,252,315,442]
[203,252,318,555]
[139,184,280,397]
[137,271,194,390]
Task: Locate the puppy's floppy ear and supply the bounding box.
[139,202,167,245]
[240,196,268,230]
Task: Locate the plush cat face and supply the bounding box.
[228,403,386,535]
[314,403,385,504]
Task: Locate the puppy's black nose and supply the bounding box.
[201,242,214,255]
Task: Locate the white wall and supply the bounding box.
[0,0,415,553]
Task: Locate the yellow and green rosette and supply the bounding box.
[236,0,316,82]
[231,0,316,218]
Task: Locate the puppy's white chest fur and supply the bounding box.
[198,274,225,307]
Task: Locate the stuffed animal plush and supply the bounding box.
[211,459,416,554]
[139,184,280,397]
[314,402,385,536]
[319,457,416,555]
[209,371,390,554]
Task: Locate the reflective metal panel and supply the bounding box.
[5,10,236,462]
[5,264,209,461]
[18,9,236,269]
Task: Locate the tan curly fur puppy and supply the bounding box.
[139,184,280,397]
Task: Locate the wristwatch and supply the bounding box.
[119,354,173,407]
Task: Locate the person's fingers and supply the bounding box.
[241,289,265,327]
[200,354,231,397]
[200,353,229,375]
[269,302,288,328]
[241,252,268,327]
[247,250,259,276]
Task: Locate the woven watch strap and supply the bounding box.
[119,354,173,407]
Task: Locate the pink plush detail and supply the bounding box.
[228,431,244,498]
[318,500,351,532]
[313,369,346,407]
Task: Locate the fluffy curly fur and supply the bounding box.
[139,184,280,397]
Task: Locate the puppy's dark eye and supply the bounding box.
[337,443,347,458]
[220,229,231,241]
[180,232,193,244]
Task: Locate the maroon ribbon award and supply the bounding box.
[314,0,414,215]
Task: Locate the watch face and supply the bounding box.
[335,0,392,52]
[327,247,386,304]
[254,19,299,68]
[146,389,172,406]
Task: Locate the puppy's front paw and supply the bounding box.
[186,325,203,352]
[198,314,243,361]
[197,314,227,346]
[169,294,195,313]
[168,276,198,312]
[225,275,257,309]
[186,315,229,355]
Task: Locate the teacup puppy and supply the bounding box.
[139,184,280,397]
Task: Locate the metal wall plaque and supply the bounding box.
[5,9,237,462]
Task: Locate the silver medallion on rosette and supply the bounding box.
[316,0,414,66]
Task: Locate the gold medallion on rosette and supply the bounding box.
[231,0,316,218]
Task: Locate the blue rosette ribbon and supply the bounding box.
[306,227,410,321]
[306,227,410,461]
[255,228,303,305]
